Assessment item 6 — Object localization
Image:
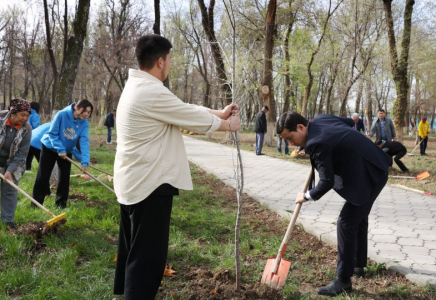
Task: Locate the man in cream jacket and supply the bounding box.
[113,34,240,299]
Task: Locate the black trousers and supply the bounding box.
[32,144,72,207]
[420,136,428,155]
[114,195,173,300]
[26,146,41,170]
[394,149,408,172]
[336,172,388,281]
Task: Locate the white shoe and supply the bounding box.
[106,141,113,144]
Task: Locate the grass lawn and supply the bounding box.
[0,127,434,299]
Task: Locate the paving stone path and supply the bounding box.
[183,135,436,286]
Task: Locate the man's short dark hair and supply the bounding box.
[378,109,385,113]
[375,139,383,146]
[276,112,308,134]
[263,105,269,111]
[136,34,173,70]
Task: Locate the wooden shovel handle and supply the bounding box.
[0,172,54,216]
[88,165,113,176]
[272,167,313,274]
[65,157,115,194]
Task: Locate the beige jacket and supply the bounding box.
[114,69,222,205]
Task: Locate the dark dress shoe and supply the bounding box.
[256,153,265,156]
[353,267,365,278]
[318,278,352,296]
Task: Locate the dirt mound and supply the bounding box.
[182,268,281,300]
[14,221,66,252]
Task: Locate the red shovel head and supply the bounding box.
[261,257,292,289]
[416,171,430,180]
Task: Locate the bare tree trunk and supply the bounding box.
[197,0,232,106]
[354,79,363,114]
[283,1,297,114]
[55,0,91,109]
[261,0,277,146]
[153,0,161,35]
[382,0,415,143]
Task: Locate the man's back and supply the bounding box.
[381,141,406,156]
[306,114,391,205]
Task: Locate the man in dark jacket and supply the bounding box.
[277,112,391,296]
[253,106,268,155]
[104,109,116,144]
[351,113,365,134]
[376,140,409,173]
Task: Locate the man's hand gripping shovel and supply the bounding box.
[261,167,313,289]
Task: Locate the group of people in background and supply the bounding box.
[0,98,94,229]
[257,106,432,176]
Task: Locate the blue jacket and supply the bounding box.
[41,103,89,166]
[30,122,82,161]
[28,108,40,129]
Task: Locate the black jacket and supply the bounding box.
[253,111,267,133]
[381,141,407,156]
[353,118,365,133]
[306,114,391,205]
[104,113,115,127]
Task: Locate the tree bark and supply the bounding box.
[382,0,415,143]
[197,0,232,106]
[153,0,160,35]
[261,0,277,146]
[55,0,91,109]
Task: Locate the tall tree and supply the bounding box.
[260,0,277,146]
[381,0,415,142]
[197,0,232,106]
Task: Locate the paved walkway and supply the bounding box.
[183,136,436,286]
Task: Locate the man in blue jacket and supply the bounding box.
[104,109,116,144]
[277,112,391,296]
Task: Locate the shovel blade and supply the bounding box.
[416,171,430,180]
[261,257,291,289]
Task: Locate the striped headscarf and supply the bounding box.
[10,98,31,114]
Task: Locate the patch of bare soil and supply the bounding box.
[13,221,66,253]
[69,192,88,201]
[157,167,434,299]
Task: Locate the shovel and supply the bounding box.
[261,167,313,289]
[390,171,430,180]
[65,157,115,194]
[0,173,66,226]
[407,139,423,156]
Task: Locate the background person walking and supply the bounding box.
[254,106,268,155]
[104,109,116,144]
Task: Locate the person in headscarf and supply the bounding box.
[418,117,430,156]
[0,98,32,229]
